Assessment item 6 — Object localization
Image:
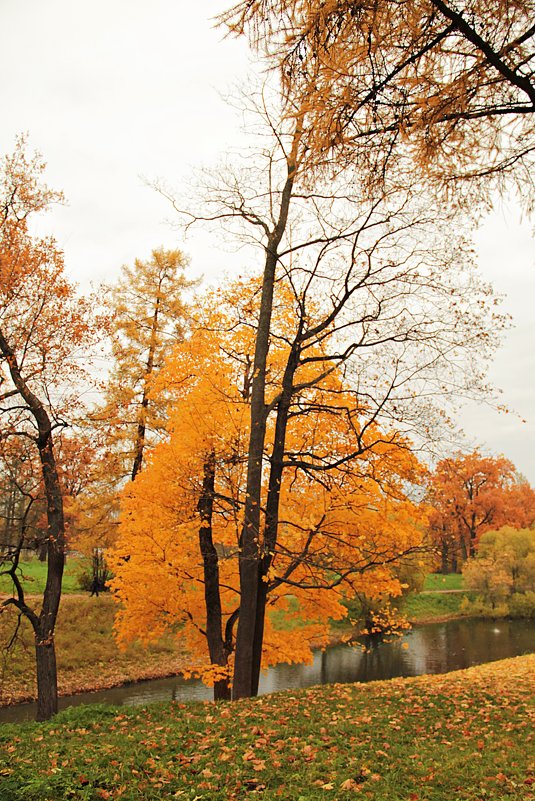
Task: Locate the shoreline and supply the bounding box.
[0,612,474,709]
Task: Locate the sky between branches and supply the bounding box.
[0,0,534,482]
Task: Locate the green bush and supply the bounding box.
[508,590,535,618]
[75,550,111,594]
[461,526,535,617]
[460,596,509,618]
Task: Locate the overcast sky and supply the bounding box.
[1,0,534,483]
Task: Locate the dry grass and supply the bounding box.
[0,595,189,705]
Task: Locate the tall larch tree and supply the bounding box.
[75,248,195,552]
[104,247,193,481]
[0,140,99,720]
[222,0,535,202]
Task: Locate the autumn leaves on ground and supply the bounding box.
[1,655,533,801]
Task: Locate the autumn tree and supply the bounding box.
[462,526,535,613]
[103,247,193,481]
[109,285,429,700]
[427,450,535,571]
[163,85,509,698]
[0,140,99,720]
[73,248,194,553]
[222,0,535,201]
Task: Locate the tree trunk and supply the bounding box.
[440,536,449,574]
[198,454,231,701]
[131,296,160,481]
[250,351,297,696]
[232,138,298,700]
[35,629,59,722]
[469,531,477,558]
[232,254,272,696]
[35,431,65,719]
[213,677,231,702]
[0,330,65,720]
[459,533,468,564]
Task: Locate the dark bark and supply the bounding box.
[232,152,297,700]
[440,536,449,574]
[459,532,468,564]
[0,329,65,720]
[429,0,535,109]
[250,345,299,696]
[131,296,160,481]
[130,407,147,481]
[35,624,59,721]
[198,453,231,701]
[232,249,275,698]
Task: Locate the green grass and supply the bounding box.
[423,573,465,591]
[0,558,81,595]
[0,654,533,800]
[401,591,474,622]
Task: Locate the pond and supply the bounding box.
[1,617,534,724]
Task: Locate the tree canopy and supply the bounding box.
[0,140,101,719]
[222,0,535,201]
[109,282,428,699]
[427,450,535,571]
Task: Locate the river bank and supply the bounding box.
[1,589,529,714]
[0,591,479,708]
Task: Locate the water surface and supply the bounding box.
[2,618,533,724]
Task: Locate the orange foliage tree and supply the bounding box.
[162,87,506,699]
[109,285,428,700]
[427,450,535,571]
[0,140,100,720]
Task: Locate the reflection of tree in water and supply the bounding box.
[318,638,412,684]
[409,619,535,677]
[2,620,534,724]
[441,620,525,670]
[318,620,535,685]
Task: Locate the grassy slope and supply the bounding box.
[423,573,465,591]
[0,654,533,801]
[402,573,472,622]
[401,591,470,621]
[0,558,81,595]
[0,596,189,705]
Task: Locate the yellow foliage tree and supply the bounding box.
[109,283,428,700]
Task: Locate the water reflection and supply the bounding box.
[2,618,533,724]
[259,619,534,694]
